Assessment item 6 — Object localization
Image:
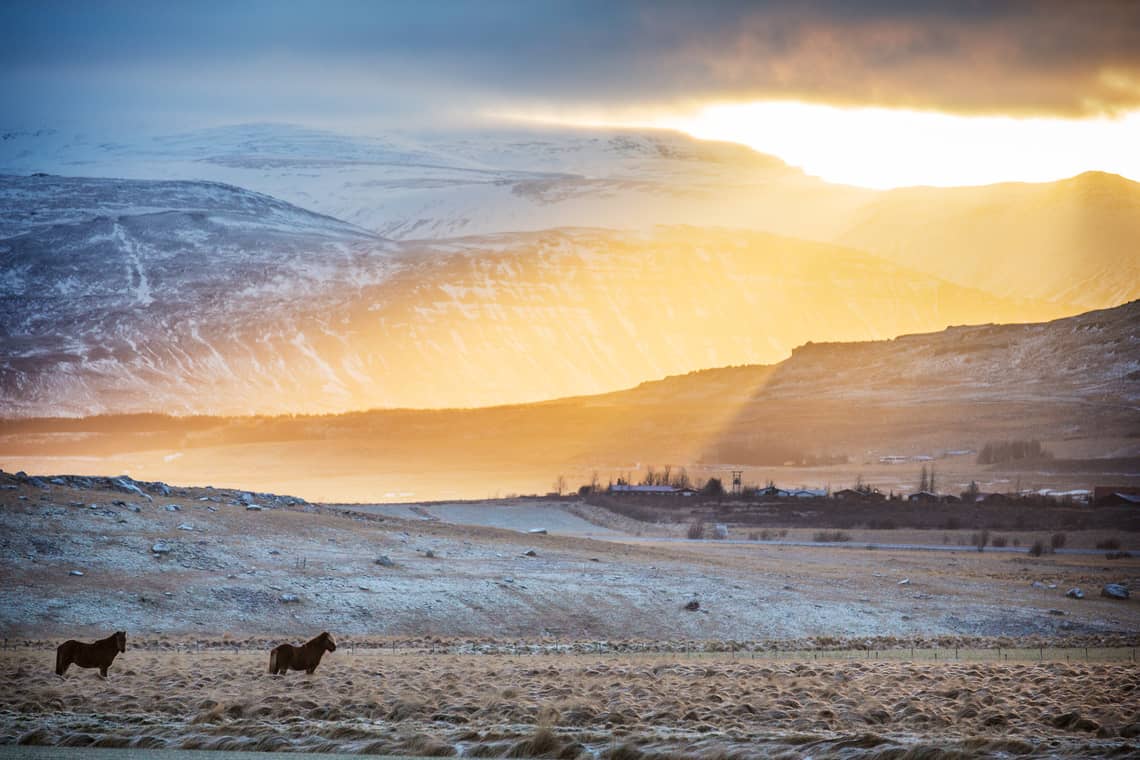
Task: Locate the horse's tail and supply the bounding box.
[268,647,278,675]
[55,643,67,676]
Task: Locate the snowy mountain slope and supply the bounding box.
[0,174,1079,416]
[0,175,399,416]
[5,122,1136,313]
[0,123,871,241]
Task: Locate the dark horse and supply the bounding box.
[269,631,336,675]
[56,631,126,678]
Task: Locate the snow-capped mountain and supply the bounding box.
[5,122,1136,312]
[1,174,1078,417]
[0,122,870,241]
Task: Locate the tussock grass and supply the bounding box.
[3,647,1138,757]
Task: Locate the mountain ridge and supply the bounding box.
[0,173,1083,416]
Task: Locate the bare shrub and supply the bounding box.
[1051,532,1067,551]
[1028,540,1045,557]
[813,530,851,543]
[686,519,705,540]
[1096,538,1121,550]
[990,535,1008,548]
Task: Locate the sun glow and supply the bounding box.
[507,101,1140,189]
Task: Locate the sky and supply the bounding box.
[3,0,1140,187]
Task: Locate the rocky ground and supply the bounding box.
[1,470,1137,643]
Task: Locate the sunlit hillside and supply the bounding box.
[838,172,1140,308]
[0,175,1077,416]
[3,301,1135,502]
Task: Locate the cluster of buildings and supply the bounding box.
[606,483,1139,506]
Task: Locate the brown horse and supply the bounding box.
[56,631,126,678]
[268,631,336,675]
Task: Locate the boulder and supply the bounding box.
[1065,587,1085,599]
[279,593,300,603]
[683,599,700,611]
[163,504,181,512]
[111,476,146,497]
[177,523,194,531]
[245,504,263,511]
[151,542,172,554]
[1101,583,1130,600]
[375,555,395,567]
[68,570,84,576]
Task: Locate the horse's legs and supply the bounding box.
[56,652,68,677]
[99,666,108,678]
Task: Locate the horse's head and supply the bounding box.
[114,631,126,653]
[320,632,337,652]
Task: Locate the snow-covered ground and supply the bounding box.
[0,122,869,241]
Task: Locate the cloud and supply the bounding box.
[2,0,1138,128]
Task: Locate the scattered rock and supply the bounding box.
[111,476,150,499]
[49,477,66,485]
[245,504,263,511]
[1031,581,1047,589]
[683,600,700,611]
[375,555,395,567]
[163,504,181,512]
[528,528,548,535]
[177,523,194,531]
[68,570,84,576]
[1101,583,1130,600]
[151,542,172,554]
[1066,587,1085,599]
[279,593,300,603]
[523,549,537,557]
[897,578,910,585]
[153,482,172,497]
[1048,609,1066,616]
[424,549,436,558]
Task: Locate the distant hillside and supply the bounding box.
[2,301,1135,502]
[0,174,1078,416]
[837,172,1140,309]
